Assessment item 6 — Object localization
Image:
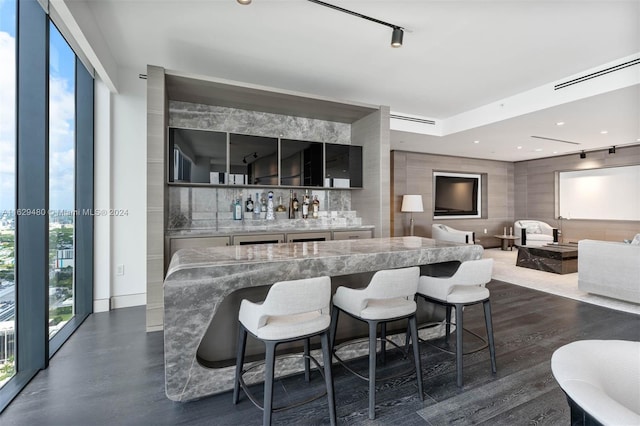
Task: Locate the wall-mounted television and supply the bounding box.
[433,172,481,218]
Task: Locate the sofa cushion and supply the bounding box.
[526,223,542,234]
[631,234,640,245]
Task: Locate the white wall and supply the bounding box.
[94,67,148,309]
[93,77,111,312]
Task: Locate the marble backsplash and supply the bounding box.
[167,186,359,231]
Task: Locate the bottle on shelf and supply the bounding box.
[233,198,242,220]
[253,192,260,216]
[312,195,320,219]
[245,195,254,213]
[266,191,275,220]
[276,195,286,212]
[302,190,310,219]
[292,192,299,219]
[288,190,295,219]
[260,194,267,217]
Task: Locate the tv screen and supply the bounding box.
[434,172,481,218]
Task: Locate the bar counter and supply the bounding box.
[164,236,483,401]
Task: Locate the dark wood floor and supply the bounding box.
[1,280,638,425]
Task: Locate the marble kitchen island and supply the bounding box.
[163,236,483,402]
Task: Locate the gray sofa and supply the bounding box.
[578,239,640,303]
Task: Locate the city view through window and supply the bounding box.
[0,3,77,388]
[0,0,16,388]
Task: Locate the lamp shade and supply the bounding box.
[401,195,423,213]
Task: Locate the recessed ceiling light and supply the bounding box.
[600,130,608,134]
[553,151,558,154]
[535,148,543,152]
[556,121,565,126]
[517,146,522,150]
[473,140,480,144]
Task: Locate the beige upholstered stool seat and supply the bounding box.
[445,285,490,304]
[239,307,330,340]
[333,288,416,320]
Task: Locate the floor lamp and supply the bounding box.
[401,195,423,236]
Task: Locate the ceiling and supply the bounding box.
[64,0,640,161]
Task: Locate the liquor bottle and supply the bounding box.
[288,190,295,219]
[253,192,260,216]
[292,192,299,219]
[266,191,275,220]
[260,194,267,214]
[245,195,254,213]
[312,195,320,219]
[302,190,309,219]
[233,198,242,220]
[276,195,286,212]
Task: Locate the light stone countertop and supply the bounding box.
[163,236,484,402]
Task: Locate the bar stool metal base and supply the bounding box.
[233,323,336,426]
[416,296,497,387]
[329,308,424,420]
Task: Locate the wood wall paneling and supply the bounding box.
[514,145,640,243]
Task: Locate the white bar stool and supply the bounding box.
[416,258,497,387]
[329,266,424,420]
[233,276,336,426]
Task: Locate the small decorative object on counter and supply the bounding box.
[292,192,299,219]
[276,195,287,212]
[302,190,310,219]
[312,195,320,219]
[253,192,260,216]
[245,195,253,213]
[266,191,275,220]
[233,198,242,220]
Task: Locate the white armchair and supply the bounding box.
[551,340,640,425]
[514,220,557,247]
[431,224,475,244]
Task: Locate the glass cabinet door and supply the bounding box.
[280,139,323,187]
[325,144,363,188]
[168,128,227,184]
[229,134,279,186]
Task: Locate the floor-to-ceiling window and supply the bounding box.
[48,23,76,339]
[0,0,17,389]
[0,0,93,410]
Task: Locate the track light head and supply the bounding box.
[253,152,258,158]
[580,151,586,159]
[242,157,247,164]
[609,146,616,154]
[391,28,403,48]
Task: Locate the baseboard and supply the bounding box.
[110,293,147,309]
[93,298,110,312]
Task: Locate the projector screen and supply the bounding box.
[558,165,640,220]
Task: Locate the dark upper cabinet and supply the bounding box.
[325,144,363,188]
[229,133,279,186]
[280,139,324,187]
[168,128,227,184]
[168,129,363,188]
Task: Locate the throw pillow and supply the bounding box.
[631,234,640,245]
[526,223,542,234]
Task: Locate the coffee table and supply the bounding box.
[516,243,578,274]
[494,234,518,251]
